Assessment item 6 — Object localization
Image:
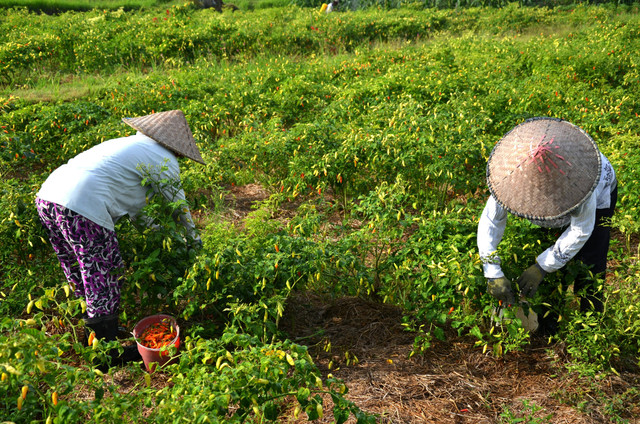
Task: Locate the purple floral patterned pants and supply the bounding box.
[35,198,123,318]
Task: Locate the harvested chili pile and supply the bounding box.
[138,320,177,349]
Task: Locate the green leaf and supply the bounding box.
[469,325,484,341]
[305,403,319,421]
[263,402,278,420]
[296,387,311,404]
[333,405,350,424]
[433,326,445,341]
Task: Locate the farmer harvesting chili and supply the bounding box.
[477,117,617,335]
[35,110,204,365]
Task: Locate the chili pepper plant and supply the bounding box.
[2,2,640,422]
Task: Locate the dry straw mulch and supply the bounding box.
[281,292,640,424]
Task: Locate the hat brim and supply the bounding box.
[122,110,205,165]
[487,117,600,221]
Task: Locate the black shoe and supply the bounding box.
[85,313,141,370]
[84,313,119,342]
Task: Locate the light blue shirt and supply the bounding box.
[477,152,616,278]
[36,132,197,236]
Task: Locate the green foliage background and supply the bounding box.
[1,2,640,422]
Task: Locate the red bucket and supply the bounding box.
[133,314,180,372]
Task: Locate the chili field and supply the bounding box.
[1,2,640,423]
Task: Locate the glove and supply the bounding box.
[186,235,203,251]
[192,238,203,250]
[517,263,547,298]
[487,276,515,306]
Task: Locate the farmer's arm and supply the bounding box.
[536,193,597,273]
[170,188,200,242]
[477,195,508,279]
[156,160,200,242]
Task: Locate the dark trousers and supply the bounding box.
[537,185,618,334]
[573,184,618,312]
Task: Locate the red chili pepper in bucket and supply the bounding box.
[139,319,177,349]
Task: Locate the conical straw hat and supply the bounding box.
[122,110,205,165]
[487,117,601,222]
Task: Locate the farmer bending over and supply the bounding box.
[35,110,204,365]
[477,117,617,335]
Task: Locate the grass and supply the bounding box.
[5,73,114,102]
[0,0,290,13]
[0,0,166,12]
[233,0,292,10]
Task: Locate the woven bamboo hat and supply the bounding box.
[122,110,205,165]
[486,117,601,222]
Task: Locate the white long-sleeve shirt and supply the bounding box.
[36,132,197,237]
[477,152,616,279]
